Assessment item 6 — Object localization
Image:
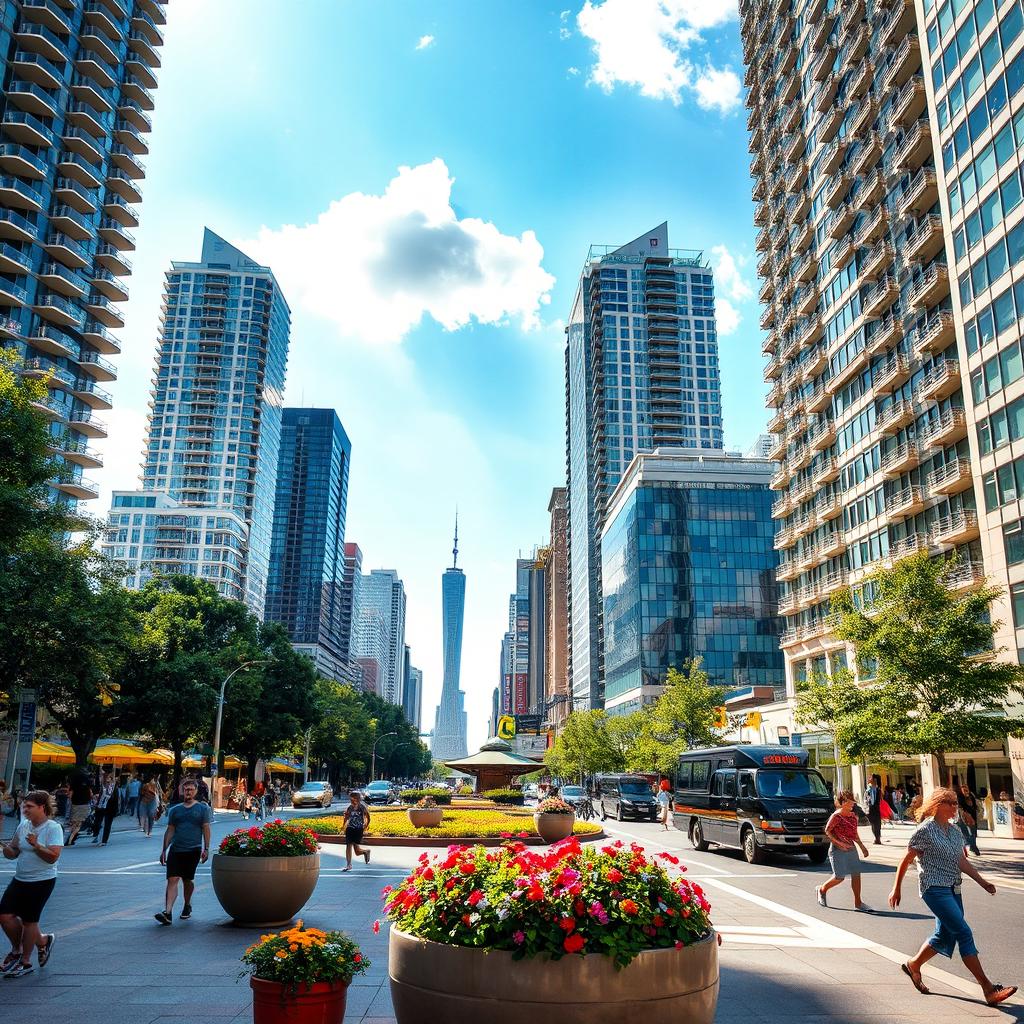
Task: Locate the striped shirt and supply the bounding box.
[909,818,964,895]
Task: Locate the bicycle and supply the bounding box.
[575,796,597,821]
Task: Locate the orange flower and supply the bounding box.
[275,951,288,959]
[289,943,298,952]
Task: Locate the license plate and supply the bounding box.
[800,835,815,844]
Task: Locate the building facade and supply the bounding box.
[338,542,363,684]
[741,0,1023,795]
[601,448,784,715]
[355,606,389,697]
[101,229,290,616]
[264,408,351,682]
[404,662,423,733]
[565,222,722,711]
[356,569,405,704]
[543,486,570,730]
[432,524,468,760]
[0,0,167,506]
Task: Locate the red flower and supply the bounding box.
[372,920,381,934]
[558,916,576,933]
[353,954,362,963]
[606,868,623,883]
[563,932,585,954]
[444,879,456,891]
[574,899,586,917]
[459,862,476,875]
[652,915,665,928]
[517,831,530,838]
[500,832,513,839]
[526,885,544,902]
[467,890,484,907]
[421,867,434,881]
[674,941,684,950]
[620,899,639,916]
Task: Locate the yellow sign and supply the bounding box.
[745,711,763,730]
[497,715,516,740]
[712,706,727,730]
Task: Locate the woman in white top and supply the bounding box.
[0,790,63,979]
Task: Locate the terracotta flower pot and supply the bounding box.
[250,976,348,1024]
[533,810,575,843]
[211,853,319,927]
[388,927,719,1024]
[407,807,443,828]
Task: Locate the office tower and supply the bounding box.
[355,605,389,696]
[357,569,406,704]
[0,1,167,505]
[102,229,290,616]
[565,222,721,711]
[507,559,532,716]
[431,518,468,760]
[746,433,778,458]
[543,486,570,730]
[601,448,784,714]
[499,630,513,715]
[264,408,351,682]
[742,0,1024,795]
[527,557,546,716]
[489,686,500,739]
[404,662,423,733]
[338,542,363,682]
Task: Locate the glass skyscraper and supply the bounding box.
[565,222,722,710]
[601,448,784,715]
[265,407,351,682]
[357,569,406,705]
[102,228,290,617]
[0,0,167,505]
[432,522,468,760]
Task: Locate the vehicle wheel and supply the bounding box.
[616,803,624,821]
[806,847,829,864]
[690,820,709,851]
[742,828,766,865]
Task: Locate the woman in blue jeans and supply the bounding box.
[889,786,1015,1007]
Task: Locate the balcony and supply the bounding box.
[885,485,926,522]
[43,232,90,270]
[54,177,99,215]
[930,509,980,546]
[57,152,103,190]
[98,217,136,250]
[827,203,855,241]
[823,171,850,210]
[791,444,812,472]
[801,343,827,382]
[111,144,146,179]
[849,132,881,178]
[114,118,148,156]
[848,58,873,98]
[107,169,143,204]
[818,103,843,144]
[102,192,140,229]
[816,492,842,521]
[831,235,854,270]
[881,440,921,477]
[945,560,986,591]
[854,204,887,246]
[855,168,886,210]
[889,74,926,130]
[777,557,799,582]
[39,261,88,298]
[67,407,107,438]
[123,74,156,110]
[908,263,949,309]
[82,318,121,354]
[919,407,967,447]
[50,204,95,242]
[927,457,973,495]
[73,376,113,409]
[883,33,921,90]
[873,352,911,394]
[85,291,124,328]
[913,310,955,357]
[22,356,76,390]
[861,240,894,281]
[21,0,74,33]
[792,510,818,539]
[29,322,79,360]
[54,476,100,500]
[905,214,944,262]
[119,98,152,134]
[2,109,57,150]
[851,97,876,137]
[898,169,938,217]
[132,7,165,46]
[862,275,899,318]
[779,592,800,615]
[77,348,117,381]
[0,242,30,277]
[807,418,836,451]
[76,50,117,89]
[759,277,776,304]
[772,491,793,518]
[771,464,792,490]
[826,346,869,394]
[780,627,804,648]
[11,50,64,89]
[91,267,129,302]
[820,528,847,559]
[894,119,931,173]
[877,398,917,433]
[888,532,931,561]
[52,436,104,470]
[774,525,796,550]
[95,243,132,276]
[0,143,48,180]
[916,359,960,403]
[0,207,39,245]
[34,290,85,330]
[71,72,114,113]
[819,137,848,176]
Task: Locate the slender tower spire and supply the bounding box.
[452,510,459,569]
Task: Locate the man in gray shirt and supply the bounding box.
[156,780,211,925]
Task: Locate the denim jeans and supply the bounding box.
[959,819,980,853]
[921,885,979,959]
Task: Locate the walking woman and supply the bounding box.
[889,787,1016,1007]
[816,790,872,912]
[0,791,62,979]
[137,776,160,838]
[342,791,371,872]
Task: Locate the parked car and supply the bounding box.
[596,774,659,821]
[291,781,334,808]
[523,783,539,801]
[363,780,396,805]
[561,784,585,808]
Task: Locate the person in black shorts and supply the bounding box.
[156,780,211,925]
[342,791,371,872]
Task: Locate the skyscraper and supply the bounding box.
[0,1,167,506]
[357,569,406,705]
[265,408,351,682]
[542,487,570,730]
[741,0,1024,795]
[565,223,722,709]
[404,662,423,734]
[355,606,389,696]
[338,542,363,683]
[101,228,290,616]
[431,518,468,760]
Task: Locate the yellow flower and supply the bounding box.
[275,951,288,959]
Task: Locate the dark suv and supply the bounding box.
[597,774,658,821]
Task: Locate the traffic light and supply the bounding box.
[712,705,727,730]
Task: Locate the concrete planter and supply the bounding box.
[211,853,319,927]
[533,811,575,843]
[388,927,719,1024]
[407,807,444,828]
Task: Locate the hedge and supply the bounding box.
[399,787,453,805]
[482,788,525,806]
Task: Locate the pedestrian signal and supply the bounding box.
[712,706,727,729]
[497,715,516,740]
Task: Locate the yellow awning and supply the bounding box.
[266,759,300,773]
[31,741,75,763]
[91,743,171,765]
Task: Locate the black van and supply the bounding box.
[672,745,832,864]
[595,774,658,821]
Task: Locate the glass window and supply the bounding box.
[995,289,1016,332]
[1001,2,1024,49]
[1008,221,1024,265]
[988,76,1008,118]
[998,461,1018,503]
[1006,522,1024,565]
[989,239,1009,281]
[996,125,1017,168]
[1008,50,1024,96]
[1000,342,1023,386]
[1004,171,1024,215]
[1010,397,1024,440]
[1012,583,1024,627]
[982,31,1003,75]
[968,99,990,141]
[939,1,954,34]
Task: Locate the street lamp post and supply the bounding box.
[303,726,312,784]
[210,660,267,817]
[370,731,398,782]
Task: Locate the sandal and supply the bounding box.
[901,963,930,995]
[986,985,1017,1007]
[0,953,21,974]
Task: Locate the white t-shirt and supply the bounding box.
[657,790,671,807]
[14,819,63,882]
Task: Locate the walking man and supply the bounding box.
[90,773,119,846]
[156,780,211,925]
[865,774,883,846]
[65,771,93,847]
[125,775,141,818]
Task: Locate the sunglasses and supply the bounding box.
[938,799,958,806]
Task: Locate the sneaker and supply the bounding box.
[856,903,875,913]
[180,904,192,920]
[816,887,827,908]
[4,963,33,980]
[154,911,172,926]
[0,954,21,975]
[364,850,371,865]
[38,935,55,967]
[91,837,98,844]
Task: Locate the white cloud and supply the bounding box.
[710,244,752,336]
[576,0,741,113]
[240,159,556,345]
[415,34,435,50]
[567,66,581,75]
[715,297,741,336]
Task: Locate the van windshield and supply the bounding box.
[755,770,829,799]
[620,781,653,796]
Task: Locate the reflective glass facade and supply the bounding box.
[432,563,468,759]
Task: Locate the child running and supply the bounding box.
[816,789,873,912]
[342,791,371,871]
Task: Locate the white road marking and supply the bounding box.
[109,860,161,872]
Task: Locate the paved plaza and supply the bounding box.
[1,808,1022,1022]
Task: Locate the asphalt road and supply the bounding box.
[596,813,1024,990]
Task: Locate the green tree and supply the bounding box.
[360,691,431,780]
[793,668,866,789]
[303,677,374,783]
[606,710,659,772]
[544,709,622,780]
[830,551,1024,771]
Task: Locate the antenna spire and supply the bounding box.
[452,509,459,568]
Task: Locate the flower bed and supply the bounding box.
[399,788,453,806]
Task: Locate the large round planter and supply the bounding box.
[533,811,575,843]
[407,807,443,828]
[211,853,319,927]
[250,976,348,1024]
[388,927,718,1024]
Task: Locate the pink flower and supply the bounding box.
[513,930,526,945]
[674,940,684,950]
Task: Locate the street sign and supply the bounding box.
[497,715,516,740]
[18,699,36,742]
[744,711,763,730]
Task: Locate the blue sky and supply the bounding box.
[97,0,765,752]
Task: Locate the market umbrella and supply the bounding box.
[90,742,170,765]
[31,740,75,764]
[266,758,300,773]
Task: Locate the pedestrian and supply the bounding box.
[65,771,93,847]
[90,772,119,846]
[137,776,160,838]
[889,787,1016,1006]
[865,773,883,845]
[53,779,70,822]
[957,783,982,857]
[816,790,873,912]
[155,780,211,925]
[893,785,906,823]
[341,791,371,872]
[125,774,141,818]
[0,790,62,979]
[657,779,671,831]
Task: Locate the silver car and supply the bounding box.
[291,781,333,808]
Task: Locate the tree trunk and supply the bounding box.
[172,744,183,791]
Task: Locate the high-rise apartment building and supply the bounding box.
[338,542,363,683]
[357,569,406,705]
[264,408,351,682]
[102,229,290,616]
[543,486,570,730]
[0,1,167,505]
[742,0,1023,796]
[565,222,722,710]
[432,521,468,760]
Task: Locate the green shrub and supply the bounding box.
[399,787,452,805]
[482,787,525,806]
